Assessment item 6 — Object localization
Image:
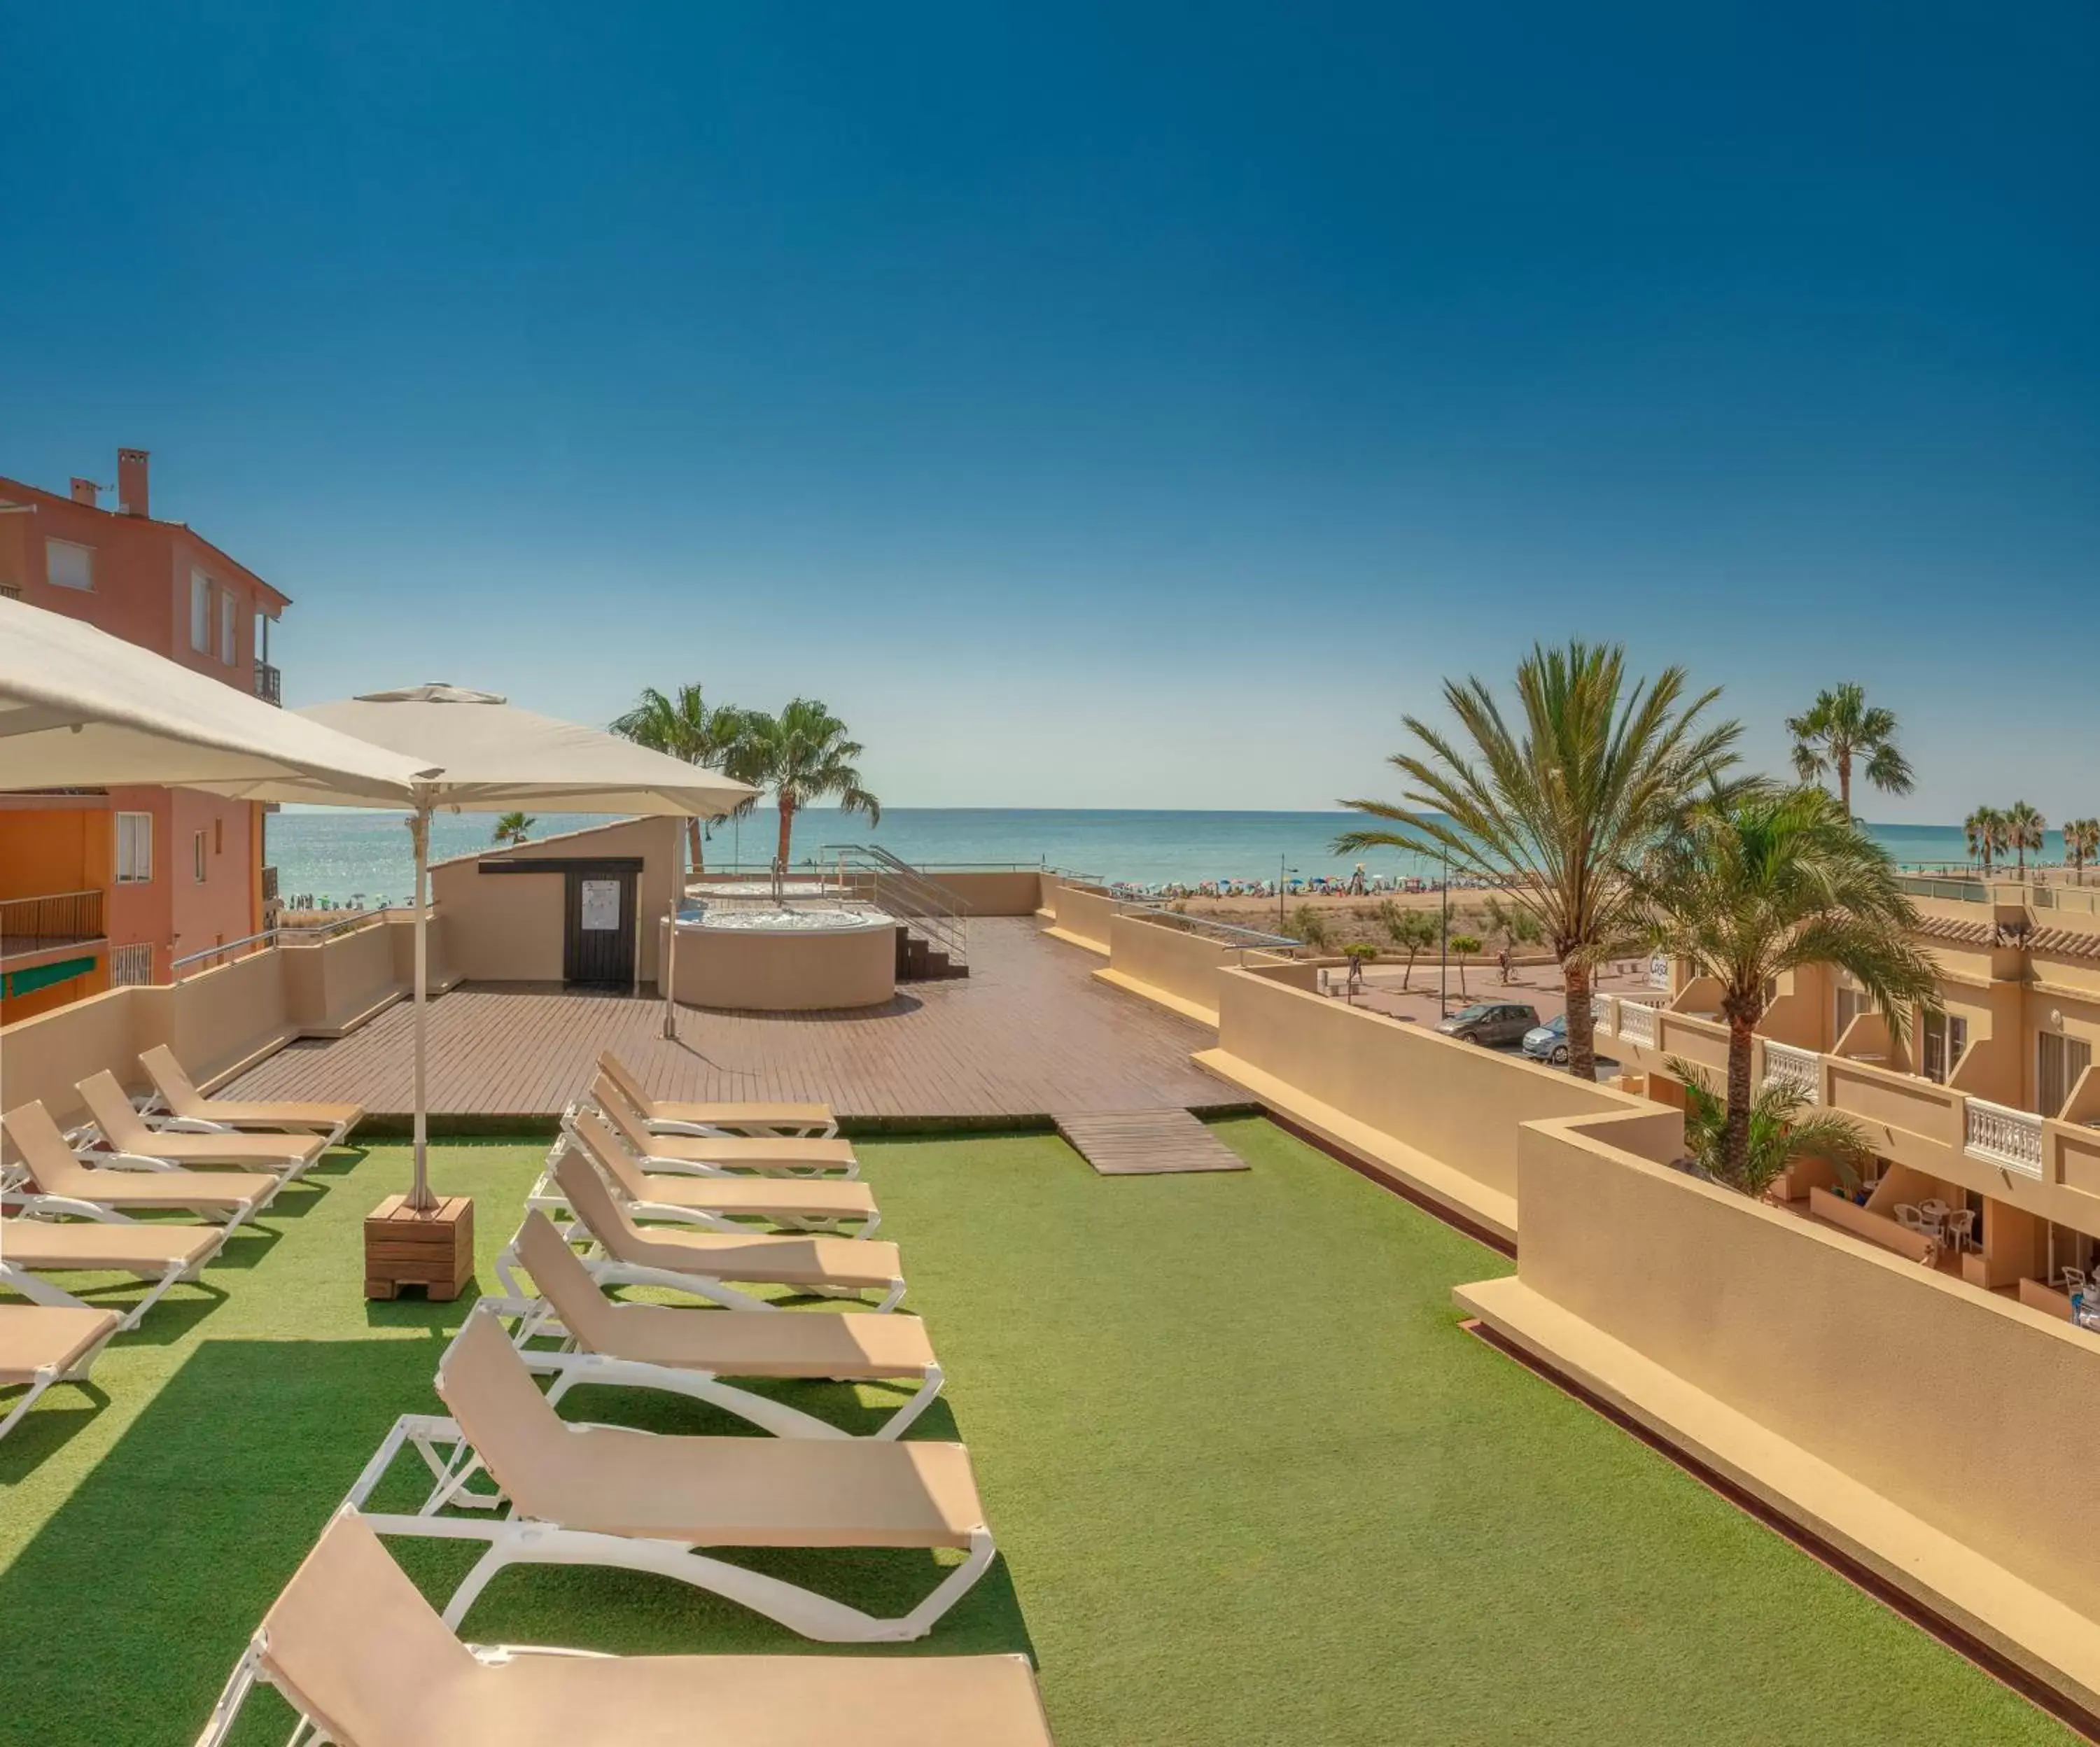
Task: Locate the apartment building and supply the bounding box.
[1597,873,2100,1317]
[0,449,288,1019]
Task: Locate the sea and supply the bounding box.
[263,807,2022,909]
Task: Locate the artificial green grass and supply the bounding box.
[0,1121,2076,1745]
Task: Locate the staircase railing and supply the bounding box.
[819,845,969,971]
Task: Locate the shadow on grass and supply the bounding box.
[2,1334,1037,1744]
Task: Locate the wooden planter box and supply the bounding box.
[364,1194,475,1301]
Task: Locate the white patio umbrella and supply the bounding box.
[232,685,755,1209]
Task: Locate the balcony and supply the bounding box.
[1964,1096,2045,1179]
[1,887,106,964]
[254,661,281,706]
[1617,1000,1657,1048]
[1760,1040,1819,1098]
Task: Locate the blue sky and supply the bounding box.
[5,3,2096,818]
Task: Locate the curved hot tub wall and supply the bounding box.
[659,916,897,1011]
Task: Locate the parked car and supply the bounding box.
[1522,1011,1570,1065]
[1436,1001,1540,1048]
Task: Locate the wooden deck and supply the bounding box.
[223,918,1238,1125]
[1054,1109,1250,1175]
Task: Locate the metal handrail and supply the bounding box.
[819,845,969,967]
[1112,901,1301,952]
[169,907,395,978]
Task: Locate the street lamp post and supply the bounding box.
[1278,855,1296,934]
[1438,848,1450,1018]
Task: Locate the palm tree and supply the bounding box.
[1634,785,1940,1183]
[1786,682,1914,818]
[1336,640,1741,1081]
[2066,818,2100,885]
[1964,806,2006,877]
[737,699,881,869]
[1665,1055,1875,1200]
[1448,934,1483,998]
[491,811,535,847]
[1378,902,1438,990]
[2005,800,2047,880]
[609,683,752,871]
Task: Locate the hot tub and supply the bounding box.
[664,899,897,1011]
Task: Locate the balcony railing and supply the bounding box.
[1897,875,1989,903]
[1618,1001,1657,1048]
[0,887,106,962]
[1762,1040,1820,1098]
[1589,993,1616,1037]
[254,661,282,706]
[1965,1097,2045,1178]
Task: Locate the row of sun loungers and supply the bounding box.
[1,1049,367,1440]
[197,1051,1049,1744]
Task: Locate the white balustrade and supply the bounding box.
[1964,1096,2045,1178]
[1588,994,1615,1037]
[1760,1041,1820,1099]
[1617,1001,1657,1048]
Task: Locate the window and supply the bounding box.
[110,942,155,986]
[2040,1032,2092,1120]
[115,811,153,884]
[1835,983,1870,1041]
[193,829,208,883]
[220,590,237,664]
[190,572,212,652]
[46,538,94,591]
[214,818,223,856]
[1919,1011,1968,1084]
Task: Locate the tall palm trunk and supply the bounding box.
[775,797,796,869]
[1723,1013,1756,1183]
[1563,958,1597,1083]
[1837,757,1851,819]
[687,818,704,874]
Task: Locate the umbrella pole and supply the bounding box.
[410,802,433,1211]
[663,824,682,1041]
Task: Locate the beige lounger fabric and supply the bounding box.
[4,1102,279,1211]
[598,1051,834,1132]
[0,1222,221,1274]
[572,1111,875,1220]
[594,1081,857,1170]
[0,1305,120,1386]
[78,1072,326,1169]
[553,1151,899,1290]
[517,1213,934,1379]
[141,1045,363,1133]
[260,1514,1053,1747]
[440,1314,983,1548]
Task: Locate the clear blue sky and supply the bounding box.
[6,3,2096,819]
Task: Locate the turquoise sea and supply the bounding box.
[264,807,2026,908]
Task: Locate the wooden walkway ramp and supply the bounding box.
[1053,1109,1249,1176]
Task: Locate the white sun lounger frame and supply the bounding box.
[525,1123,879,1240]
[479,1289,945,1441]
[490,1226,906,1316]
[0,1317,119,1443]
[343,1415,996,1642]
[0,1160,273,1230]
[0,1230,226,1332]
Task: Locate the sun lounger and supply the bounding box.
[3,1100,281,1228]
[494,1211,941,1438]
[78,1071,326,1181]
[498,1148,905,1312]
[0,1219,226,1331]
[0,1304,121,1441]
[345,1310,995,1639]
[194,1510,1051,1747]
[598,1048,839,1137]
[531,1108,881,1237]
[139,1044,363,1145]
[589,1076,860,1176]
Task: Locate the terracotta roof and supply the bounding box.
[1912,914,1994,946]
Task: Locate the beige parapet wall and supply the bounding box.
[1194,967,1653,1244]
[911,870,1047,916]
[1459,1109,2100,1714]
[1042,880,1115,954]
[1094,913,1242,1025]
[1,913,441,1130]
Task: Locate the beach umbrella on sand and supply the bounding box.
[230,685,755,1212]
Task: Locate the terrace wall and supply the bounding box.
[1044,881,1115,954]
[1,914,433,1130]
[1096,913,1240,1025]
[1195,965,1656,1242]
[1460,1108,2100,1709]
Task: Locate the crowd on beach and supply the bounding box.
[1110,867,1511,903]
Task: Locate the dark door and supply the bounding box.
[564,866,636,985]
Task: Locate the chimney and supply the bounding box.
[117,448,150,517]
[69,477,99,507]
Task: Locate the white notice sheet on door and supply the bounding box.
[580,879,620,931]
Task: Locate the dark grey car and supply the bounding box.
[1436,1001,1541,1048]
